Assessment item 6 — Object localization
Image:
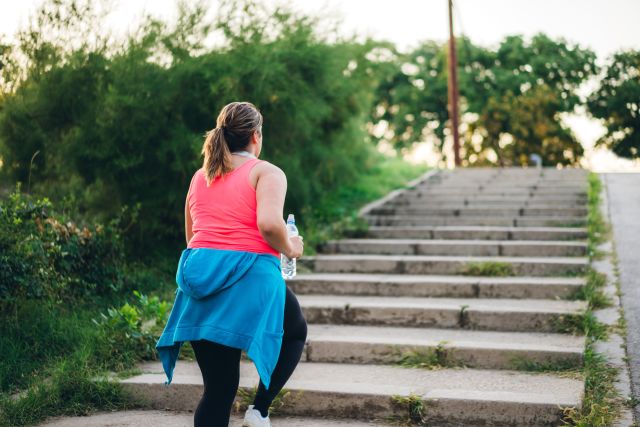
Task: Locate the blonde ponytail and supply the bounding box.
[202,127,232,186]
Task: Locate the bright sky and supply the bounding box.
[1,0,639,170]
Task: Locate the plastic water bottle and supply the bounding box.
[281,214,298,279]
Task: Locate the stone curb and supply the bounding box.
[593,174,636,427]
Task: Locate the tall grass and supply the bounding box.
[561,172,624,426]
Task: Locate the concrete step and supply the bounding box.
[322,239,587,257]
[388,200,585,210]
[423,182,587,188]
[37,410,386,427]
[365,215,586,227]
[412,179,587,186]
[365,226,588,241]
[394,194,588,204]
[369,207,588,217]
[124,360,583,426]
[302,254,588,276]
[405,189,587,198]
[297,294,587,332]
[411,186,587,193]
[287,273,585,299]
[305,324,585,369]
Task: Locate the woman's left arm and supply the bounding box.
[185,195,194,245]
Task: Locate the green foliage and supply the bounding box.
[388,393,427,426]
[587,50,640,159]
[462,261,514,277]
[0,298,146,426]
[91,290,170,370]
[0,342,139,427]
[510,356,582,374]
[561,348,621,426]
[234,385,293,416]
[0,0,391,259]
[551,311,607,340]
[0,183,130,305]
[587,173,609,260]
[0,299,88,394]
[373,34,596,166]
[568,269,612,310]
[392,341,462,370]
[303,157,428,253]
[560,170,626,425]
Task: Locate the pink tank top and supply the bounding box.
[186,158,280,258]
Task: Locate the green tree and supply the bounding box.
[371,41,449,153]
[0,0,389,259]
[372,34,597,166]
[587,50,640,159]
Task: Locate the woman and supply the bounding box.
[156,101,307,427]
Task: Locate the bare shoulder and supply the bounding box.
[255,161,286,180]
[249,160,286,189]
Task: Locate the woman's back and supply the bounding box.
[187,157,279,257]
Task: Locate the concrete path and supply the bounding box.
[38,410,384,426]
[604,173,640,421]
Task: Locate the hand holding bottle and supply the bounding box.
[281,214,301,279]
[287,235,304,259]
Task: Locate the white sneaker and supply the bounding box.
[242,404,271,427]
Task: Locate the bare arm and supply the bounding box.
[255,165,303,258]
[185,195,194,245]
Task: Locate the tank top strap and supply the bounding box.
[238,157,262,174]
[232,157,261,190]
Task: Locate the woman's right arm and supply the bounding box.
[255,164,303,259]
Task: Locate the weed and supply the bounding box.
[459,304,469,327]
[510,356,582,376]
[392,342,461,370]
[561,348,621,426]
[234,385,295,416]
[561,172,627,425]
[551,311,608,340]
[386,393,427,426]
[461,261,514,277]
[567,268,612,310]
[586,173,610,260]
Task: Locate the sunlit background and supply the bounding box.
[2,0,639,171]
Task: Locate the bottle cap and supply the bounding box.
[287,214,295,223]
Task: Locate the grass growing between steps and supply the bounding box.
[391,342,466,370]
[509,357,583,378]
[302,158,429,254]
[586,172,610,260]
[559,172,624,426]
[234,386,294,416]
[567,268,612,310]
[461,261,514,277]
[386,393,429,426]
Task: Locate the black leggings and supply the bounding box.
[190,285,307,426]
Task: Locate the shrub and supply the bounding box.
[0,183,131,306]
[91,290,171,370]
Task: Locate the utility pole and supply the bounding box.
[447,0,461,166]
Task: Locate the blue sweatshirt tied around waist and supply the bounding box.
[155,247,286,390]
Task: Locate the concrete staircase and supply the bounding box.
[121,168,589,426]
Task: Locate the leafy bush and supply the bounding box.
[0,0,389,260]
[92,290,170,370]
[0,183,131,305]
